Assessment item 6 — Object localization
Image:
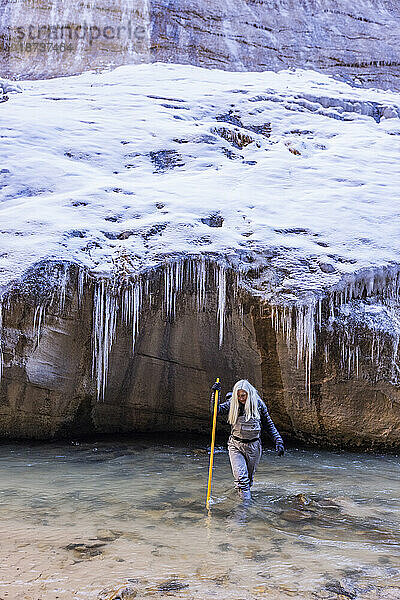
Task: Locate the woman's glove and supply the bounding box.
[275,442,285,457]
[211,381,221,391]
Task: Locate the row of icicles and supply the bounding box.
[89,259,227,400]
[0,260,400,400]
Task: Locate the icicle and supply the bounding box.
[392,334,400,382]
[121,283,132,326]
[196,257,207,312]
[283,306,293,347]
[324,344,329,363]
[317,297,322,330]
[92,281,119,401]
[33,305,46,347]
[217,264,226,348]
[164,262,175,319]
[347,347,352,378]
[239,300,244,327]
[121,280,142,352]
[144,278,152,309]
[163,260,184,320]
[175,260,183,297]
[329,296,335,321]
[58,264,68,313]
[295,300,316,398]
[77,267,86,309]
[271,304,293,350]
[0,300,3,383]
[131,281,142,353]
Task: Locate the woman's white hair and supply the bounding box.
[228,379,261,425]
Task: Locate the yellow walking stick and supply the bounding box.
[206,377,220,509]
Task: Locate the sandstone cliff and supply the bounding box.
[1,59,400,447]
[1,0,400,90]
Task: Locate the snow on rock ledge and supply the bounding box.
[1,64,400,444]
[1,63,400,294]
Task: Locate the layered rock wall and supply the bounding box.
[1,260,400,450]
[1,0,400,89]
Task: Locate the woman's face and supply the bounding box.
[237,389,248,404]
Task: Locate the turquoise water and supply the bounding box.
[0,439,399,599]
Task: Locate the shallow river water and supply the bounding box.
[0,438,400,600]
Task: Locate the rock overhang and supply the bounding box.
[1,63,400,298]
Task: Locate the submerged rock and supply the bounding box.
[96,529,122,542]
[195,563,231,585]
[98,584,137,600]
[279,510,316,523]
[157,578,189,592]
[64,541,106,560]
[325,581,357,599]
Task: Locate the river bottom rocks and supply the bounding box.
[96,578,400,600]
[1,439,399,600]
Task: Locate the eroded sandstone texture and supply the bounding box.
[1,0,400,90]
[1,260,399,449]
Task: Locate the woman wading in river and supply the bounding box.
[211,379,285,500]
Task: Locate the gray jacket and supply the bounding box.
[211,392,283,445]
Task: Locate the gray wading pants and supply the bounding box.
[227,435,262,494]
